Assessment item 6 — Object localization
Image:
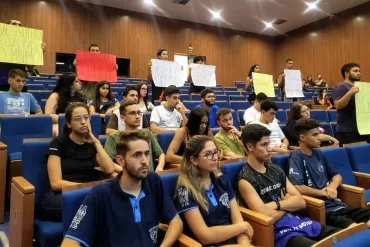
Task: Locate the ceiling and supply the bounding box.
[76,0,370,36]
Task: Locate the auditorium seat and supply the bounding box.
[275,110,287,124]
[321,123,334,137]
[190,94,201,100]
[215,95,229,101]
[214,90,224,95]
[310,110,329,123]
[216,101,231,109]
[268,96,279,101]
[225,91,240,96]
[345,144,370,174]
[40,99,47,112]
[58,114,102,137]
[275,102,290,110]
[224,87,238,92]
[230,101,250,111]
[105,114,111,126]
[327,110,337,123]
[330,122,337,134]
[180,94,191,101]
[321,148,370,208]
[27,84,45,90]
[157,132,175,153]
[183,101,201,110]
[238,110,246,126]
[229,95,246,101]
[234,81,245,89]
[29,91,51,103]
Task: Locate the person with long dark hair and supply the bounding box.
[41,103,117,221]
[317,88,333,109]
[137,82,155,113]
[89,81,119,116]
[45,72,88,135]
[245,64,260,104]
[174,135,254,246]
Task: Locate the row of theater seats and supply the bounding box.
[8,138,370,247]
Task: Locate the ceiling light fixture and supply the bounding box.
[144,0,154,5]
[306,1,318,10]
[264,22,273,28]
[211,10,222,19]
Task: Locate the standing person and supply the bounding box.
[196,89,219,128]
[332,62,369,146]
[148,49,168,103]
[245,64,261,104]
[189,56,206,94]
[174,135,254,246]
[61,131,183,247]
[277,59,294,102]
[137,82,155,113]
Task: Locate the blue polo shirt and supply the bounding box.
[174,174,236,245]
[196,104,219,128]
[288,149,347,213]
[64,171,178,247]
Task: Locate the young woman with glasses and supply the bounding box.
[136,82,155,113]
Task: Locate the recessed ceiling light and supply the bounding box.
[306,1,318,10]
[144,0,154,5]
[211,10,222,19]
[264,22,273,28]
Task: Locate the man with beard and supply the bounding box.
[277,59,294,101]
[61,130,183,247]
[214,108,246,159]
[104,101,165,172]
[196,88,219,128]
[332,62,368,146]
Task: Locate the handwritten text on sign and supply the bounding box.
[151,59,185,87]
[252,72,275,97]
[0,23,43,65]
[355,82,370,135]
[284,70,304,98]
[190,63,216,87]
[76,51,117,83]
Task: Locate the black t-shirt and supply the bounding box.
[56,93,88,114]
[237,161,286,207]
[46,133,97,184]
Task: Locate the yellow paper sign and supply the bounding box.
[355,82,370,135]
[252,72,275,97]
[0,23,43,65]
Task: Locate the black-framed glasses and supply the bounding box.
[201,150,221,160]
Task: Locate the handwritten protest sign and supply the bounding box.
[252,72,275,97]
[0,23,43,65]
[355,81,370,135]
[285,70,304,98]
[151,59,185,87]
[190,63,216,87]
[76,51,117,82]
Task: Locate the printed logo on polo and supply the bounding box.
[317,162,324,173]
[70,205,87,229]
[219,193,230,208]
[177,187,190,207]
[289,167,299,176]
[6,98,25,113]
[149,225,158,243]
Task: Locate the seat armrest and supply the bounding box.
[353,172,370,189]
[302,195,324,207]
[159,223,202,247]
[302,195,326,224]
[338,184,366,208]
[238,206,273,226]
[12,176,34,194]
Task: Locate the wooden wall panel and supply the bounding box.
[1,0,275,87]
[275,2,370,87]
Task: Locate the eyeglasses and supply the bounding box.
[201,150,221,160]
[72,115,90,122]
[206,95,216,99]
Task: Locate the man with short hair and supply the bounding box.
[0,69,42,117]
[243,92,268,125]
[106,86,148,135]
[252,100,289,154]
[104,101,166,172]
[289,118,370,229]
[237,124,339,247]
[189,56,206,93]
[150,85,187,134]
[61,130,183,247]
[277,59,294,101]
[332,62,369,145]
[214,108,246,159]
[196,88,219,128]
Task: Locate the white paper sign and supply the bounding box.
[190,63,216,87]
[174,54,189,78]
[284,69,304,98]
[151,59,185,87]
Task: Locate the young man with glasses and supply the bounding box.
[104,101,166,172]
[196,88,219,128]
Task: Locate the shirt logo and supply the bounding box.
[177,187,190,207]
[219,193,230,208]
[176,116,181,124]
[317,162,324,173]
[6,98,25,113]
[289,168,299,176]
[70,205,87,229]
[149,225,158,244]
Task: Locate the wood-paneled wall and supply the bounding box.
[1,0,275,87]
[275,2,370,87]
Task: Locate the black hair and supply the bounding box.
[63,103,90,134]
[137,82,149,110]
[94,81,114,113]
[164,85,180,98]
[294,118,321,142]
[255,92,268,103]
[89,44,99,51]
[123,86,138,98]
[186,108,209,136]
[341,62,360,79]
[193,56,204,63]
[200,88,214,99]
[157,49,167,58]
[286,103,306,127]
[248,64,259,77]
[241,124,271,147]
[8,69,26,79]
[260,99,278,112]
[119,101,138,115]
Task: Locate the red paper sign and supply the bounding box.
[76,51,117,82]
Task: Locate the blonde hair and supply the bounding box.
[176,135,221,212]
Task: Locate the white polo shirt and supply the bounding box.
[150,105,182,130]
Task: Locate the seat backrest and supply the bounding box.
[327,110,337,123]
[271,154,290,175]
[62,187,92,234]
[238,110,246,126]
[182,101,201,110]
[160,172,179,198]
[310,110,329,123]
[216,101,231,109]
[215,95,229,101]
[58,114,102,137]
[22,140,51,209]
[321,123,334,137]
[230,101,250,111]
[321,148,358,186]
[231,111,239,128]
[275,102,290,110]
[345,144,370,173]
[220,161,246,189]
[276,110,287,124]
[157,132,175,153]
[1,116,53,155]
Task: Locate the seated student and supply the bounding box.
[160,99,190,112]
[237,124,340,247]
[243,92,268,125]
[285,103,338,147]
[166,107,219,165]
[45,72,87,136]
[188,56,206,94]
[137,82,155,113]
[196,88,219,128]
[252,100,289,154]
[314,74,327,88]
[317,88,334,109]
[61,131,183,247]
[289,119,370,229]
[0,69,42,118]
[42,103,118,222]
[24,65,40,77]
[104,101,165,172]
[106,86,149,135]
[174,135,254,246]
[150,85,188,134]
[215,108,246,159]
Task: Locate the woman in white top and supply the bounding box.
[136,82,155,113]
